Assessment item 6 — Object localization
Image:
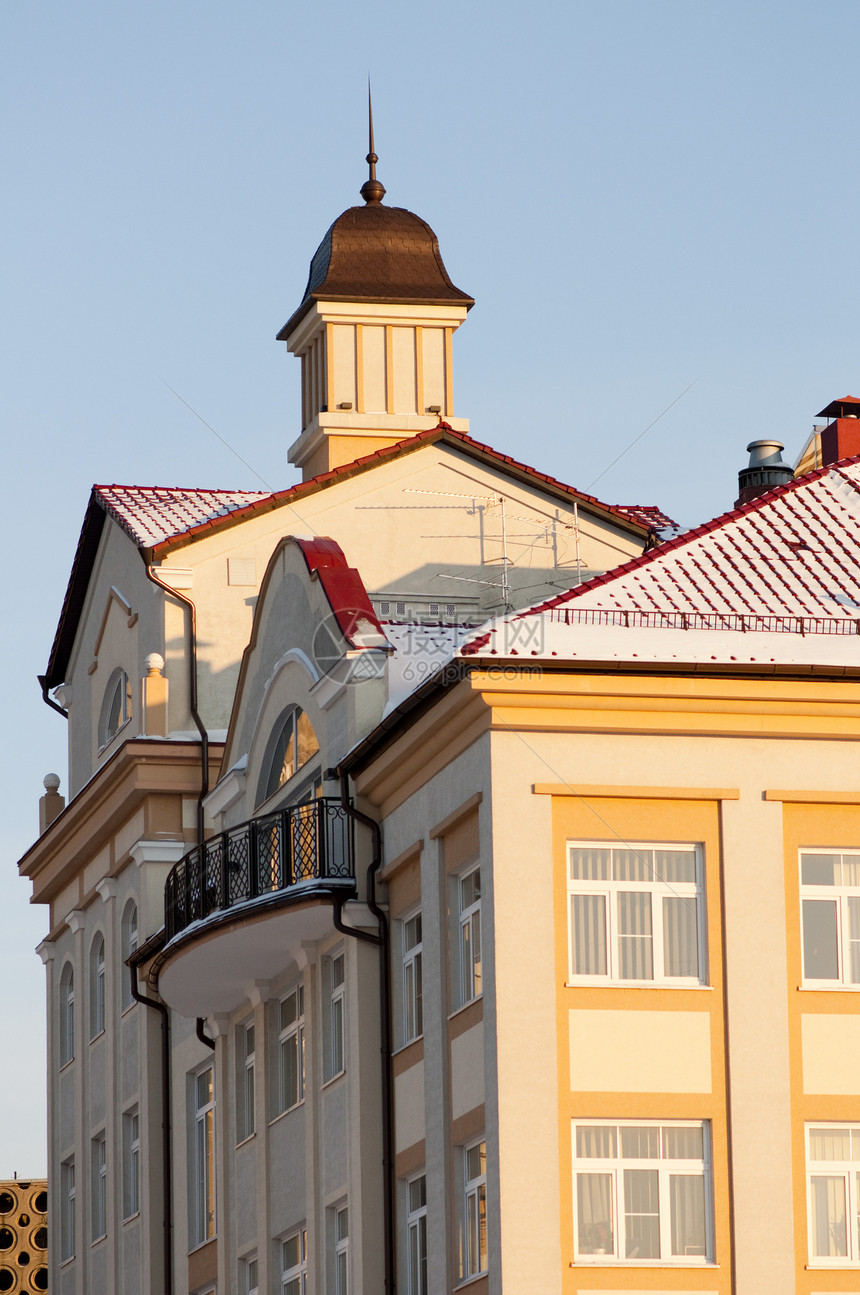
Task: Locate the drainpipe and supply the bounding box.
[331,771,395,1295]
[144,563,208,847]
[128,949,173,1295]
[37,675,69,719]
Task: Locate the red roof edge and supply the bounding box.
[294,538,390,649]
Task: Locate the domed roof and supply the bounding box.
[278,200,474,341]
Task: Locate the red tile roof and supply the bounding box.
[95,486,271,549]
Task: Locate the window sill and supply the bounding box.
[799,983,860,992]
[89,1029,106,1044]
[121,1001,137,1017]
[572,1259,718,1268]
[448,997,483,1022]
[453,1272,488,1289]
[235,1131,256,1150]
[59,1058,75,1074]
[59,1256,75,1269]
[90,1234,107,1248]
[268,1101,304,1128]
[321,1069,346,1091]
[565,981,713,991]
[188,1236,217,1255]
[393,1036,424,1058]
[122,1211,140,1226]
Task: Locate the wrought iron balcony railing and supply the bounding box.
[165,797,355,941]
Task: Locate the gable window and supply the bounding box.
[572,1120,711,1263]
[459,867,482,1005]
[281,1227,307,1294]
[807,1124,860,1263]
[237,1020,255,1143]
[121,900,138,1012]
[403,912,423,1044]
[276,986,305,1115]
[90,934,106,1039]
[462,1140,487,1279]
[324,952,345,1082]
[567,842,705,985]
[122,1108,140,1219]
[59,962,75,1066]
[407,1173,428,1295]
[258,706,320,806]
[801,851,860,986]
[192,1066,215,1245]
[100,668,132,747]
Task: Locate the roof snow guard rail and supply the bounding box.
[164,797,355,940]
[548,608,860,636]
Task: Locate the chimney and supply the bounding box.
[735,439,793,507]
[817,396,860,466]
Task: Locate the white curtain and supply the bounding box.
[570,895,607,975]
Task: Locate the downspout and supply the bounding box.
[331,770,395,1295]
[144,562,209,846]
[128,949,173,1295]
[38,674,69,719]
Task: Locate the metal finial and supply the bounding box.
[360,80,386,205]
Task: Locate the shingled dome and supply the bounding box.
[278,203,474,340]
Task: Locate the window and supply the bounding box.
[60,1157,75,1262]
[59,962,75,1065]
[567,842,705,984]
[281,1228,307,1294]
[237,1020,255,1142]
[462,1140,487,1279]
[801,851,860,986]
[90,934,106,1038]
[459,867,482,1005]
[242,1254,259,1295]
[100,668,132,747]
[193,1066,215,1245]
[121,900,138,1011]
[407,1174,428,1295]
[403,913,423,1044]
[91,1133,107,1241]
[806,1123,860,1263]
[572,1120,711,1263]
[335,1205,349,1295]
[122,1109,140,1219]
[325,952,345,1082]
[258,706,320,805]
[277,987,305,1114]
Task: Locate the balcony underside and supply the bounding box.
[159,885,350,1017]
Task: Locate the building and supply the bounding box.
[17,147,666,1295]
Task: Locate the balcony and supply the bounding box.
[158,798,355,1017]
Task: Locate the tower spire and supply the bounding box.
[360,80,386,205]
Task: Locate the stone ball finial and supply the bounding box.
[145,653,165,676]
[43,773,61,792]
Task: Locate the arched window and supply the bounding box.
[59,963,75,1066]
[89,934,106,1039]
[99,668,132,747]
[257,707,319,806]
[121,900,138,1011]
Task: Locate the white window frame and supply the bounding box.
[121,900,138,1012]
[463,1138,487,1279]
[335,1204,349,1295]
[458,866,482,1006]
[572,1119,712,1264]
[325,952,345,1082]
[193,1065,216,1246]
[59,962,75,1066]
[281,1226,308,1294]
[567,841,706,986]
[122,1108,140,1220]
[242,1252,259,1295]
[406,1173,428,1295]
[800,849,860,988]
[60,1157,76,1262]
[237,1019,256,1143]
[90,933,106,1039]
[403,911,423,1045]
[806,1122,860,1264]
[277,986,305,1115]
[91,1133,107,1242]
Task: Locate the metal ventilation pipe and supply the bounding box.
[735,439,794,507]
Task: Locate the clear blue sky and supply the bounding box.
[3,0,859,1174]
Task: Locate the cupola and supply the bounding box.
[278,104,474,480]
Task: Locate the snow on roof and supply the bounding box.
[453,459,860,671]
[95,485,272,548]
[383,620,483,714]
